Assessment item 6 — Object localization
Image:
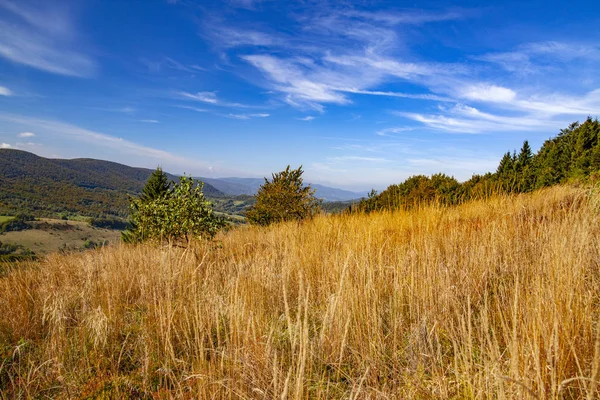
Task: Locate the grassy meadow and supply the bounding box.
[1,219,121,255]
[1,185,600,398]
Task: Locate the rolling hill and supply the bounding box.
[0,149,224,218]
[0,149,365,219]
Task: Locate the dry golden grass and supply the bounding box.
[1,185,600,399]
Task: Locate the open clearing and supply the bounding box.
[0,218,121,254]
[1,186,599,398]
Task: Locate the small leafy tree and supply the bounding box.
[124,174,223,244]
[245,165,321,226]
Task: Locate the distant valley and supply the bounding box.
[0,149,365,220]
[200,177,367,201]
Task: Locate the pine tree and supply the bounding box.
[516,141,534,191]
[122,167,171,243]
[516,140,533,171]
[140,167,171,202]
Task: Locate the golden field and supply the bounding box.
[1,185,600,399]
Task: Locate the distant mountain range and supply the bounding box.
[200,177,366,201]
[0,149,366,218]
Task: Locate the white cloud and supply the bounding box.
[0,0,95,77]
[211,27,279,48]
[341,9,466,25]
[181,91,217,103]
[376,127,415,136]
[397,103,567,133]
[18,131,35,137]
[179,91,258,108]
[460,84,517,103]
[176,105,208,113]
[139,119,159,123]
[163,57,206,73]
[234,9,467,110]
[297,116,315,121]
[225,113,269,120]
[475,41,600,78]
[0,86,12,96]
[340,88,452,102]
[242,54,351,107]
[0,142,11,148]
[0,114,213,172]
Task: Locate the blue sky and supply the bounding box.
[0,0,598,191]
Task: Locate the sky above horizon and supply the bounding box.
[0,0,599,191]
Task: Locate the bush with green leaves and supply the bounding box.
[124,174,223,244]
[245,165,322,226]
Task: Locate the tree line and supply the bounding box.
[355,117,600,212]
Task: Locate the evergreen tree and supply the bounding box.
[122,167,171,243]
[516,140,533,170]
[141,167,171,202]
[516,141,535,191]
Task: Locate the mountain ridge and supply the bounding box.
[202,177,367,201]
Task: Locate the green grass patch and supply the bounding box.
[0,216,14,223]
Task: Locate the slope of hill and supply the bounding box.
[212,177,366,201]
[0,149,224,218]
[1,185,597,398]
[358,117,600,212]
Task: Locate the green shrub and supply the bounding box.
[124,175,223,244]
[245,165,321,226]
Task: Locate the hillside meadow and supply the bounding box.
[1,185,600,398]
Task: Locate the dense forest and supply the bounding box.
[356,118,600,212]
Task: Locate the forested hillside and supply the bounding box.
[0,150,224,218]
[358,118,600,211]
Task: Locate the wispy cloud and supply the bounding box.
[139,119,159,123]
[225,113,270,120]
[141,57,206,74]
[340,9,467,25]
[376,127,415,136]
[18,131,35,137]
[226,7,469,110]
[0,86,12,96]
[0,0,95,77]
[0,114,213,171]
[477,41,600,74]
[210,26,279,48]
[397,103,567,134]
[87,106,136,113]
[179,91,259,108]
[340,88,452,102]
[176,105,208,113]
[297,116,315,121]
[0,142,11,149]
